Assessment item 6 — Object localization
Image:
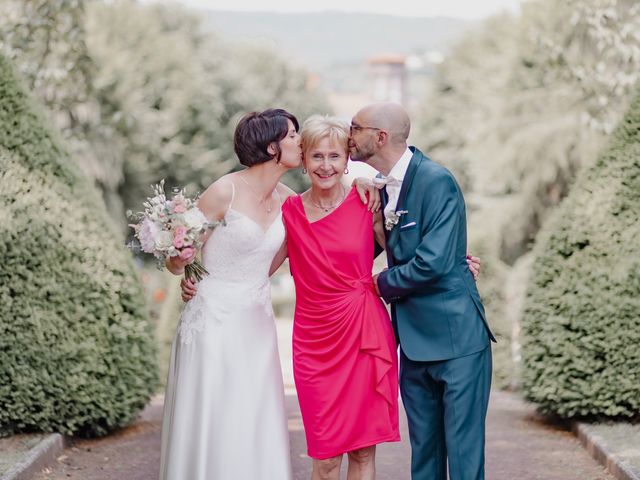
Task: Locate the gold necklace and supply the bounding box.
[238,174,274,213]
[309,187,346,212]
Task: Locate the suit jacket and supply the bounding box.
[377,147,496,361]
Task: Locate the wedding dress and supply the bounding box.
[159,184,291,479]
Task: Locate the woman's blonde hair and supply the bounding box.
[300,115,349,156]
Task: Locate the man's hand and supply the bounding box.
[372,273,381,296]
[466,254,481,281]
[352,177,381,212]
[180,277,199,302]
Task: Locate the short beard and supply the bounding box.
[350,146,374,163]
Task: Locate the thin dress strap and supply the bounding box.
[225,178,236,215]
[274,185,282,209]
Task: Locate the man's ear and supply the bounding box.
[376,130,389,147]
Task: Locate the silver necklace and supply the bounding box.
[309,187,346,212]
[239,174,273,213]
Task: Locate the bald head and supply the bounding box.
[357,102,410,144]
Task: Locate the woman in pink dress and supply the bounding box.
[279,115,399,479]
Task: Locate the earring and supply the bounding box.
[302,167,307,174]
[344,167,349,174]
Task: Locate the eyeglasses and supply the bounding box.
[349,124,381,135]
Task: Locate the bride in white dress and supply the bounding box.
[159,109,302,480]
[160,108,377,479]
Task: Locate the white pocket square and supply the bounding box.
[401,221,417,229]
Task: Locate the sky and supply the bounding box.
[154,0,524,20]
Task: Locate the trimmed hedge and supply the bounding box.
[521,89,640,418]
[0,54,158,436]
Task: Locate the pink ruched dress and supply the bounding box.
[282,187,400,459]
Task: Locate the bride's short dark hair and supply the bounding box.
[234,109,299,167]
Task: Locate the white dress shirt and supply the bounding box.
[381,148,413,220]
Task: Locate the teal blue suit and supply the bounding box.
[377,147,495,480]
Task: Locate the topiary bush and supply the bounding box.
[521,89,640,418]
[0,54,158,437]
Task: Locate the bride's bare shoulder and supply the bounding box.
[197,174,235,220]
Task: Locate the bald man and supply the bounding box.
[349,103,495,480]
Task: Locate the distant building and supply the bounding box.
[328,53,410,183]
[325,50,442,180]
[367,53,407,106]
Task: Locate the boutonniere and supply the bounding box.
[385,210,408,231]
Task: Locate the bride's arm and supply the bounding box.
[166,178,232,276]
[269,239,288,277]
[352,177,381,212]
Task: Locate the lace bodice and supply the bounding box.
[201,208,284,286]
[179,206,285,344]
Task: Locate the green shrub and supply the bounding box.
[521,90,640,418]
[0,54,158,437]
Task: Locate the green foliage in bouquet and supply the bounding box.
[0,54,158,437]
[521,89,640,418]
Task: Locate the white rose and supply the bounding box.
[182,207,208,230]
[154,230,174,250]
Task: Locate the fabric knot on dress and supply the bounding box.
[349,275,376,294]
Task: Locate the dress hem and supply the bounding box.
[308,433,402,460]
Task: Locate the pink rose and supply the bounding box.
[174,226,187,237]
[173,204,187,214]
[173,236,185,249]
[180,247,195,260]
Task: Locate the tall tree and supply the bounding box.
[413,0,640,386]
[1,0,330,225]
[0,53,158,436]
[522,88,640,418]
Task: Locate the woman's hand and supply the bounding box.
[466,254,481,281]
[180,277,199,302]
[166,248,197,275]
[352,177,381,212]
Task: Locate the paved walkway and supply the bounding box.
[31,319,614,479]
[32,390,613,480]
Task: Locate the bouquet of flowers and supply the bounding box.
[127,180,223,282]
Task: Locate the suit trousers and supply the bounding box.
[400,345,492,480]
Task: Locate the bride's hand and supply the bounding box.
[352,177,381,212]
[180,277,199,303]
[466,254,481,281]
[166,248,197,275]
